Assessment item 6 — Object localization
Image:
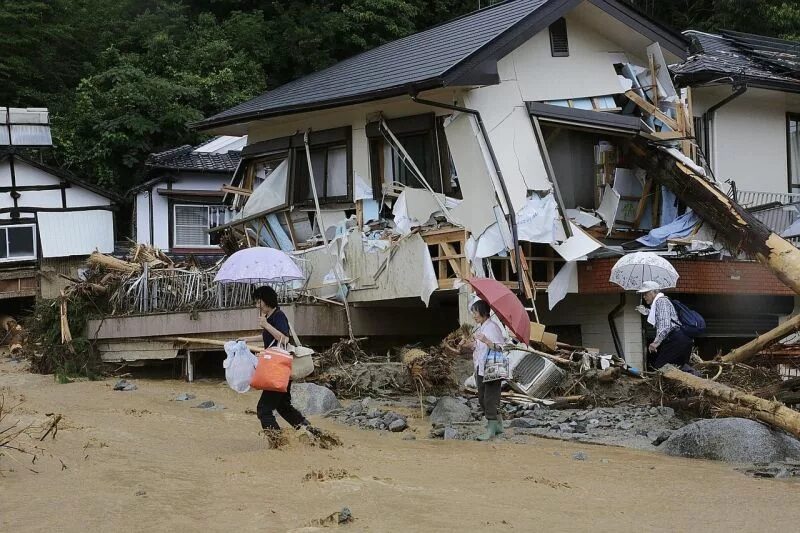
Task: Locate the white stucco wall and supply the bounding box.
[693,87,800,194]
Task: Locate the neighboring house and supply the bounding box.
[132,136,244,255]
[0,107,117,307]
[673,30,800,197]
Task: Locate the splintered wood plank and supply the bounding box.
[440,242,463,279]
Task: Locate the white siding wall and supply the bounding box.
[0,159,111,220]
[693,87,800,194]
[500,10,630,102]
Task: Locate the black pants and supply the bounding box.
[651,328,693,370]
[256,383,307,430]
[476,373,502,421]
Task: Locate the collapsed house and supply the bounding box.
[89,0,800,377]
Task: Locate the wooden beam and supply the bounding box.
[721,313,800,364]
[625,90,680,131]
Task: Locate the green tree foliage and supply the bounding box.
[2,0,798,192]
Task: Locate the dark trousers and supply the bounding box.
[256,383,307,430]
[476,373,502,421]
[651,328,693,370]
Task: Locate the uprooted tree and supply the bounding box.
[629,139,800,363]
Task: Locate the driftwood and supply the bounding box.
[87,252,139,273]
[660,365,800,440]
[721,313,800,364]
[629,140,800,296]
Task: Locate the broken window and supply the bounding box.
[367,113,455,197]
[292,144,349,203]
[789,114,800,193]
[173,204,226,247]
[0,224,36,261]
[549,18,569,57]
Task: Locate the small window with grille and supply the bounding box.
[549,18,569,57]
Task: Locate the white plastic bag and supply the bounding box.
[223,340,258,393]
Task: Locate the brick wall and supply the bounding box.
[578,258,794,296]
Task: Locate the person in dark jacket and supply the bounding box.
[252,286,315,435]
[637,281,693,369]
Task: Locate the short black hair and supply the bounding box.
[471,300,491,318]
[252,286,279,309]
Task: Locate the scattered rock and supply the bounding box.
[402,433,416,441]
[113,379,137,391]
[444,427,459,440]
[600,458,610,464]
[509,418,538,429]
[617,421,634,431]
[572,451,588,461]
[661,418,800,463]
[651,431,672,446]
[194,401,225,410]
[291,383,340,416]
[389,419,407,432]
[430,397,472,425]
[135,491,146,497]
[174,393,195,401]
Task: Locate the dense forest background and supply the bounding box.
[1,0,798,192]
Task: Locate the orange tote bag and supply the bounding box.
[250,348,293,392]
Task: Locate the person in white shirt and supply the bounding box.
[462,300,506,441]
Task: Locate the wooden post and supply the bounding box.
[721,313,800,364]
[660,365,800,440]
[186,352,194,383]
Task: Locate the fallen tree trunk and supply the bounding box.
[628,141,800,296]
[721,313,800,364]
[660,365,800,440]
[88,252,140,273]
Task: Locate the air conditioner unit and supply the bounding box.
[508,350,565,399]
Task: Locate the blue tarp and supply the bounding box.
[636,210,701,248]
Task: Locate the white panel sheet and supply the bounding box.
[38,210,114,258]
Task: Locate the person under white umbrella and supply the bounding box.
[636,281,693,370]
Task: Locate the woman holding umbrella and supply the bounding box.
[463,300,507,441]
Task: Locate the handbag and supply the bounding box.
[250,347,293,392]
[286,321,315,380]
[483,349,510,382]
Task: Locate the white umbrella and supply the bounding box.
[609,251,679,291]
[214,247,305,284]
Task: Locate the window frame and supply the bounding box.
[172,203,226,249]
[366,113,455,197]
[291,142,351,205]
[0,223,37,262]
[787,113,800,193]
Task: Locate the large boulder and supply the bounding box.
[660,418,800,463]
[430,397,472,425]
[291,383,340,416]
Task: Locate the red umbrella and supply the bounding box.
[467,277,530,345]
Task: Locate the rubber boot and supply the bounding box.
[494,416,504,436]
[477,420,503,441]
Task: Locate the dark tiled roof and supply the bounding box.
[672,30,800,92]
[146,144,241,173]
[194,0,551,129]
